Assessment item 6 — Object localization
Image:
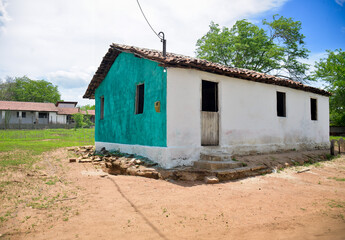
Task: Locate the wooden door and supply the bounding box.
[201,80,219,146]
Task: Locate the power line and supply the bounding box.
[136,0,161,40]
[136,0,167,57]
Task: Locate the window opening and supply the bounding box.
[100,96,104,120]
[136,84,145,114]
[39,112,48,118]
[202,80,218,112]
[311,98,317,120]
[277,91,286,117]
[17,112,26,118]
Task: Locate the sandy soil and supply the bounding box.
[1,150,345,240]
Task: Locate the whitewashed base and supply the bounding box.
[96,141,329,169]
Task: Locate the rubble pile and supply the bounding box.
[68,146,161,179]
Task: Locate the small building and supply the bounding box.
[0,101,59,125]
[83,43,330,168]
[0,100,95,128]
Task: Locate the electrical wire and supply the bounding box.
[136,0,162,40]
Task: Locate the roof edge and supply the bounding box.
[83,43,331,99]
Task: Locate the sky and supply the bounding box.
[0,0,344,106]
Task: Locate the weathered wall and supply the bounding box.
[165,68,329,167]
[94,52,167,148]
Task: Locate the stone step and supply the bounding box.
[193,160,243,170]
[200,153,232,162]
[214,166,271,181]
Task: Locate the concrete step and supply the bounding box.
[200,153,232,162]
[193,160,243,170]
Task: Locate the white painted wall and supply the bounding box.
[165,68,329,167]
[1,111,62,124]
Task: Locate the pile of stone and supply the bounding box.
[68,146,161,179]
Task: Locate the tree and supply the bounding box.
[0,76,61,103]
[0,77,16,101]
[196,15,310,82]
[72,112,93,129]
[80,104,95,111]
[311,49,345,126]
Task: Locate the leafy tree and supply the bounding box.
[72,113,86,129]
[0,77,16,101]
[311,49,345,126]
[80,104,95,111]
[196,15,310,82]
[0,76,61,103]
[72,112,93,129]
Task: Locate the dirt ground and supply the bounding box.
[1,149,345,240]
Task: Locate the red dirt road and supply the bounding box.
[2,151,345,240]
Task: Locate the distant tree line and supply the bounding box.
[0,76,61,103]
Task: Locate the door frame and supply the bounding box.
[200,79,220,146]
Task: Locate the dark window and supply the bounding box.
[100,96,104,120]
[39,112,48,118]
[277,91,286,117]
[17,112,26,118]
[311,98,317,120]
[135,84,145,114]
[202,80,218,112]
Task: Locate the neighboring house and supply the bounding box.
[0,100,95,128]
[0,101,59,125]
[83,43,330,168]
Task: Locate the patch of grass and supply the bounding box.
[326,154,339,161]
[328,200,345,208]
[313,162,322,168]
[327,177,345,182]
[330,136,345,141]
[0,129,94,170]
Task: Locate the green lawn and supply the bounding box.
[330,136,345,141]
[0,128,94,168]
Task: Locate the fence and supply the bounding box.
[0,123,77,130]
[330,138,345,156]
[330,126,345,136]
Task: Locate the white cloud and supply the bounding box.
[0,0,288,105]
[0,0,10,32]
[336,0,345,6]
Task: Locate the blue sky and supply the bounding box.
[0,0,344,105]
[257,0,345,54]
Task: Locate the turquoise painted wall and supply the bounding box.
[95,52,167,147]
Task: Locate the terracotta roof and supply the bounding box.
[57,107,79,115]
[81,110,95,116]
[83,43,331,99]
[0,101,58,112]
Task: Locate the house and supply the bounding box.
[83,43,330,168]
[0,100,95,128]
[0,101,59,125]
